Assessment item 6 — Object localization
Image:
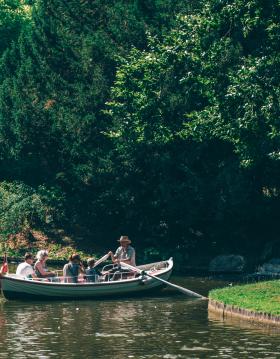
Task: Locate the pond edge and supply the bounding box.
[208,299,280,327]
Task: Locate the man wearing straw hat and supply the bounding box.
[109,235,136,266]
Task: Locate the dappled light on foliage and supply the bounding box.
[0,0,279,261]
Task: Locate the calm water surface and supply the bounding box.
[0,276,279,359]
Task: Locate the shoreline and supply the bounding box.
[208,299,280,327]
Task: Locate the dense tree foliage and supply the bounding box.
[106,0,280,256]
[0,181,65,240]
[0,0,279,262]
[0,0,32,56]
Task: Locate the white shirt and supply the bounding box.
[16,262,34,277]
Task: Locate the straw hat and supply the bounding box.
[118,235,131,244]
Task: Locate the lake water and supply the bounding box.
[0,276,279,358]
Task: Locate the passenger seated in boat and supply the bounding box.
[85,258,101,282]
[34,250,56,278]
[16,253,36,278]
[109,235,136,266]
[63,254,85,283]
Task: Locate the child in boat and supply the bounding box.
[85,258,101,282]
[63,254,85,283]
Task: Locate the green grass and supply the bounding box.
[209,281,280,316]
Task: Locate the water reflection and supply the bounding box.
[0,277,279,359]
[208,309,280,335]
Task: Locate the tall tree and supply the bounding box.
[0,0,191,243]
[107,0,280,252]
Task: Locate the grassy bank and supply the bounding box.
[209,281,280,316]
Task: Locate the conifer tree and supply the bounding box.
[0,0,189,239]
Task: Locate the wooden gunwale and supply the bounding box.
[0,258,173,300]
[2,274,146,287]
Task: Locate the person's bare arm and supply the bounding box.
[108,251,117,262]
[79,262,86,274]
[35,262,55,277]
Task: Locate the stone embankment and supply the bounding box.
[208,299,280,327]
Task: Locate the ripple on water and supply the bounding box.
[95,332,127,337]
[0,279,280,359]
[180,346,214,351]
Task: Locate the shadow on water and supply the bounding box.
[0,276,280,359]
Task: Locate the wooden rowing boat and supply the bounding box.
[0,258,173,300]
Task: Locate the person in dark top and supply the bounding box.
[63,254,85,283]
[85,258,101,282]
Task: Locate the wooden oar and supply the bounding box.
[93,253,110,268]
[120,261,206,299]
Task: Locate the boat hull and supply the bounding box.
[1,259,173,300]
